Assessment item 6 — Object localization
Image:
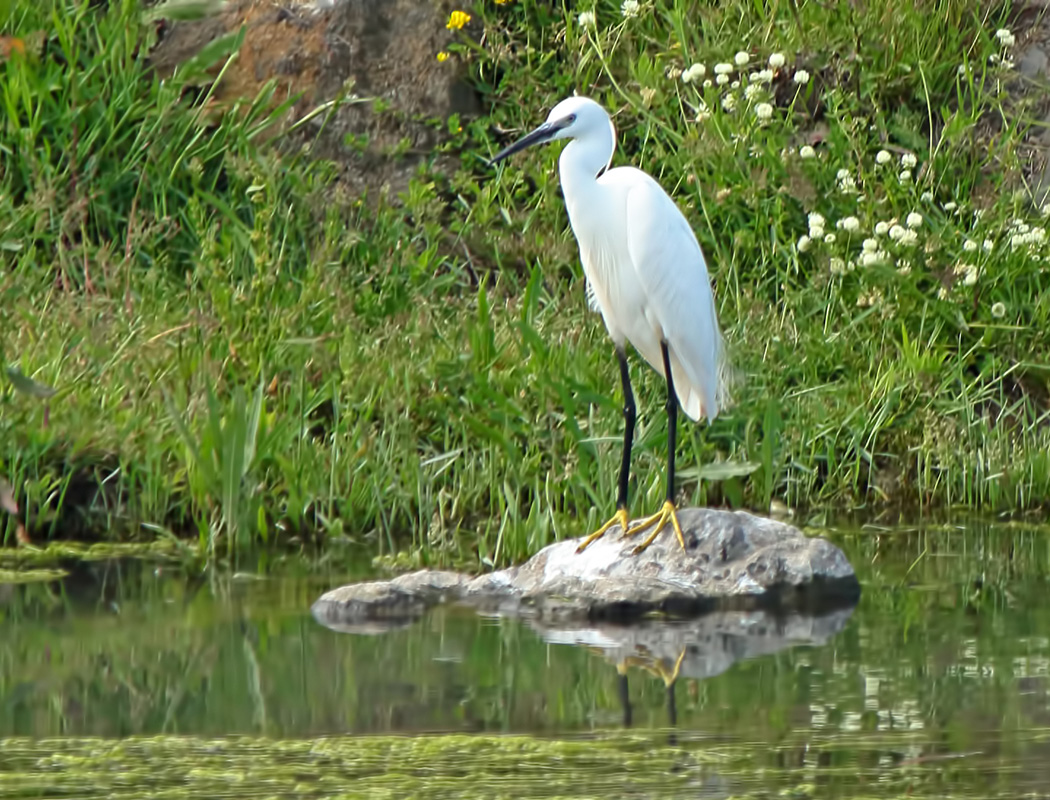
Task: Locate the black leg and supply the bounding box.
[660,342,677,505]
[575,347,636,553]
[618,672,632,728]
[623,342,686,553]
[616,347,636,513]
[667,682,678,729]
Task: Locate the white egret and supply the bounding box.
[490,96,728,555]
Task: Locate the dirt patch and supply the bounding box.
[148,0,482,200]
[1008,1,1050,205]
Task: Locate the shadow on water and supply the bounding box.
[3,516,1050,797]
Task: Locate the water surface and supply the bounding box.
[2,517,1049,798]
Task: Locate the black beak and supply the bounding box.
[488,119,566,166]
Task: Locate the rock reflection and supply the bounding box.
[528,605,857,731]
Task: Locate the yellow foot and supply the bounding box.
[620,647,688,687]
[576,507,630,554]
[623,500,685,554]
[655,648,688,688]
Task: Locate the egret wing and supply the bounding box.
[622,171,725,421]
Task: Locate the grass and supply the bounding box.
[2,0,1050,566]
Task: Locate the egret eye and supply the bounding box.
[567,114,577,123]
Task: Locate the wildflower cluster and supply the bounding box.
[674,51,810,125]
[989,26,1017,70]
[792,130,1050,320]
[437,9,472,61]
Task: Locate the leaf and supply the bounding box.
[0,477,17,515]
[143,0,228,23]
[679,461,761,482]
[5,367,56,398]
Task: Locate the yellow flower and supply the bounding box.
[446,10,471,29]
[437,51,450,62]
[495,0,510,4]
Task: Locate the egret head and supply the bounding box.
[489,96,614,166]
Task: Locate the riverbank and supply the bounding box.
[2,0,1048,564]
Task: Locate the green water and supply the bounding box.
[2,518,1050,798]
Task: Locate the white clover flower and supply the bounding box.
[731,79,741,89]
[666,66,683,80]
[755,102,774,120]
[861,289,884,307]
[957,64,968,76]
[899,229,919,246]
[694,100,711,122]
[874,221,890,236]
[897,261,912,276]
[862,237,878,252]
[860,251,881,267]
[906,212,923,228]
[735,51,750,66]
[793,69,810,84]
[703,79,713,88]
[682,63,706,83]
[888,224,906,241]
[769,52,786,69]
[836,168,857,193]
[991,301,1006,318]
[875,149,891,165]
[836,216,860,232]
[824,232,836,244]
[799,145,816,159]
[753,68,774,83]
[944,201,958,212]
[797,235,812,252]
[808,212,826,232]
[829,257,846,275]
[621,0,640,18]
[578,10,596,26]
[721,93,737,112]
[1041,202,1050,217]
[963,239,978,252]
[995,28,1016,47]
[937,286,950,300]
[1001,57,1015,70]
[899,169,912,183]
[714,62,734,75]
[901,153,918,168]
[920,191,933,203]
[716,73,730,86]
[954,263,979,286]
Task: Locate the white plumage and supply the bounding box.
[490,95,728,554]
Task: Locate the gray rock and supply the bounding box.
[312,508,859,625]
[1018,46,1049,79]
[311,569,468,633]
